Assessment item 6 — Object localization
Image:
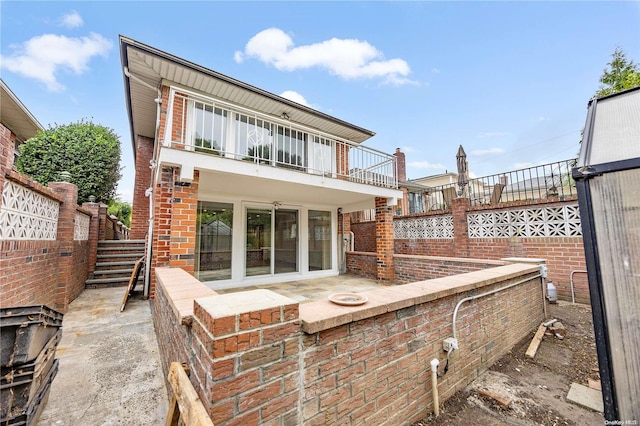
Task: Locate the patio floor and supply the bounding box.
[215,274,384,302]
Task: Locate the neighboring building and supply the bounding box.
[0,79,43,167]
[120,36,402,295]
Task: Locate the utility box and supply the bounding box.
[573,86,640,421]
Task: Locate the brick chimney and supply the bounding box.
[393,148,407,182]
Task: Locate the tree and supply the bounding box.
[107,199,132,227]
[595,47,640,97]
[17,120,122,204]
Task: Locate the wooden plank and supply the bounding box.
[167,362,214,426]
[525,323,547,359]
[120,256,145,312]
[165,395,180,426]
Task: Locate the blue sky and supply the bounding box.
[2,1,639,203]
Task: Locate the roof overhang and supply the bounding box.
[0,79,43,142]
[119,36,376,161]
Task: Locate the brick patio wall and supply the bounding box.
[353,197,588,303]
[153,263,544,425]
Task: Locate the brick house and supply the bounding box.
[120,36,402,297]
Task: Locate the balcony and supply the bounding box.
[161,90,398,190]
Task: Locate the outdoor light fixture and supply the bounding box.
[281,112,290,120]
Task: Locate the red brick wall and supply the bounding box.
[346,251,377,280]
[131,135,154,240]
[352,198,588,303]
[149,167,174,298]
[153,266,543,425]
[352,221,376,252]
[169,171,199,275]
[393,255,505,284]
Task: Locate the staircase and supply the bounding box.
[85,240,146,288]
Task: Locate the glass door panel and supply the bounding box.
[245,208,272,277]
[274,209,298,274]
[195,202,233,281]
[308,210,331,271]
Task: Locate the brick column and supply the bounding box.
[82,201,101,279]
[452,197,470,257]
[169,170,199,275]
[375,197,394,283]
[0,123,16,196]
[131,135,154,240]
[150,167,174,298]
[49,181,79,312]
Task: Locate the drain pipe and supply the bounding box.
[430,359,440,417]
[338,208,345,274]
[451,268,545,344]
[570,270,587,304]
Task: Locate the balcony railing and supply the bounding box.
[427,159,578,210]
[164,90,398,189]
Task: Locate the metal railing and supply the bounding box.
[426,159,578,210]
[164,90,397,189]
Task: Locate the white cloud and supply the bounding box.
[280,90,309,107]
[0,32,112,92]
[536,116,550,122]
[235,28,416,85]
[471,147,505,156]
[478,131,510,138]
[400,146,415,153]
[513,162,535,168]
[60,11,83,29]
[408,161,447,170]
[431,67,440,74]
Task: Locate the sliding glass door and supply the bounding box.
[245,207,298,277]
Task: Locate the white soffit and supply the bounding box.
[122,37,375,145]
[0,80,43,141]
[587,88,640,165]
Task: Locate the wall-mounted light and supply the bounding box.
[281,112,290,120]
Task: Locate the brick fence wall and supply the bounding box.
[352,197,588,303]
[153,263,544,425]
[0,122,97,312]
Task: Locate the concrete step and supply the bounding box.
[85,276,145,288]
[93,268,137,278]
[95,261,138,268]
[98,240,146,244]
[97,253,144,260]
[97,246,145,251]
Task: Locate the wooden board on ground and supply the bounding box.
[120,256,145,312]
[525,323,547,359]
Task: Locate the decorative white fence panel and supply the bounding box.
[394,215,454,239]
[468,204,582,238]
[74,211,90,241]
[0,180,59,240]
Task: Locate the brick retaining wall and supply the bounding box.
[153,263,544,425]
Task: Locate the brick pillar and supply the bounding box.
[150,167,174,298]
[49,181,79,312]
[82,201,101,279]
[452,197,470,257]
[0,123,16,197]
[169,170,199,275]
[131,135,154,240]
[375,197,394,283]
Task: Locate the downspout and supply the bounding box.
[146,89,163,298]
[338,208,345,274]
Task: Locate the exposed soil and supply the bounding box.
[413,301,604,426]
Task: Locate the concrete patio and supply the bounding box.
[36,275,382,425]
[37,287,168,426]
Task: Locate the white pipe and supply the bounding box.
[452,272,543,341]
[570,270,588,304]
[430,359,440,417]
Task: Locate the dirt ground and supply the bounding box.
[414,301,604,426]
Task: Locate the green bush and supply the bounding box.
[17,119,122,204]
